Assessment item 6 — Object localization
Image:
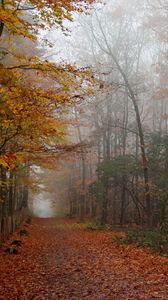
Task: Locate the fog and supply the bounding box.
[31,193,54,218]
[29,0,168,226]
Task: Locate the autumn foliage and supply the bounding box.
[0,0,95,38]
[0,0,96,245]
[0,0,95,169]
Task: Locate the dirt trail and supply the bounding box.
[0,218,168,300]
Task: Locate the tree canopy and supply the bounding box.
[0,0,95,169]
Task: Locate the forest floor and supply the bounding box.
[0,218,168,300]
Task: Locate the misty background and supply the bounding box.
[21,0,167,229]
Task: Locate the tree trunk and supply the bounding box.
[101,181,108,225]
[92,16,151,226]
[0,0,5,37]
[75,109,86,222]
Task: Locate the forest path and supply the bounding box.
[0,218,168,300]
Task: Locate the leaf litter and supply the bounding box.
[0,218,168,300]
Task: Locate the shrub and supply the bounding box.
[113,229,168,255]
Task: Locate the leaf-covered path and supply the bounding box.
[0,218,168,300]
